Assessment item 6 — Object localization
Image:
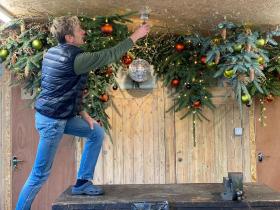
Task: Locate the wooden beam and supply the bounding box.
[0,70,12,210]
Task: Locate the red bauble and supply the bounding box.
[266,94,274,103]
[175,43,185,52]
[101,23,113,34]
[99,94,109,102]
[200,55,207,64]
[121,54,133,65]
[193,100,201,108]
[105,67,113,76]
[171,79,180,87]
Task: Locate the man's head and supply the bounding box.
[50,16,86,46]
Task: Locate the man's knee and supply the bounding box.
[28,169,50,186]
[90,123,105,142]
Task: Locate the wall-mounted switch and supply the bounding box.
[234,127,243,136]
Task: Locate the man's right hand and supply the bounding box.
[130,24,150,43]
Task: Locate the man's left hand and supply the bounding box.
[79,111,94,129]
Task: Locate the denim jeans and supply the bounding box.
[15,111,105,210]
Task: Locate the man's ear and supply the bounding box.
[65,34,74,43]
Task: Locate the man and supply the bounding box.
[16,16,150,210]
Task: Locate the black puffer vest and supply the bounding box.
[35,43,87,119]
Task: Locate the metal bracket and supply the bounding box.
[131,201,169,210]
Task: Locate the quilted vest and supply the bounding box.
[35,43,87,119]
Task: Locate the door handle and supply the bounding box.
[11,156,24,169]
[257,152,270,162]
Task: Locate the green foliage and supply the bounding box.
[1,14,280,140]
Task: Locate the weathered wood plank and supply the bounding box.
[175,108,189,183]
[0,71,12,210]
[164,88,176,183]
[123,99,134,184]
[156,85,166,184]
[112,98,124,184]
[103,104,114,184]
[132,97,144,184]
[143,94,154,183]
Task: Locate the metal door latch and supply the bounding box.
[257,152,265,162]
[11,156,24,169]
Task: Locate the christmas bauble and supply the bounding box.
[245,102,251,107]
[212,38,221,45]
[105,67,113,76]
[207,62,216,68]
[256,38,266,47]
[200,56,207,64]
[99,94,109,102]
[112,84,118,90]
[101,23,113,34]
[193,100,201,108]
[258,56,265,65]
[171,79,180,87]
[122,54,133,65]
[0,49,9,60]
[128,58,151,82]
[233,44,242,52]
[241,94,251,103]
[32,39,43,50]
[223,69,234,78]
[175,43,185,52]
[266,94,274,102]
[185,83,191,89]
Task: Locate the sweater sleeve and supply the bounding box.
[74,38,133,75]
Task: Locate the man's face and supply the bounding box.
[67,24,86,46]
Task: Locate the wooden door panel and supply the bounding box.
[256,98,280,192]
[12,86,76,210]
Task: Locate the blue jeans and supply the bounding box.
[15,111,105,210]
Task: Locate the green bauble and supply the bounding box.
[207,62,216,68]
[256,38,266,47]
[0,49,9,60]
[32,39,43,50]
[258,57,265,65]
[233,44,242,52]
[241,94,251,103]
[223,69,234,78]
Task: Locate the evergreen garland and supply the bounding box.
[1,14,280,143]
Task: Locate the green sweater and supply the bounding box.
[74,38,133,75]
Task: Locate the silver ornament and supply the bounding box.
[128,58,151,82]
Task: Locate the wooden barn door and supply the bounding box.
[11,86,76,210]
[92,86,255,185]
